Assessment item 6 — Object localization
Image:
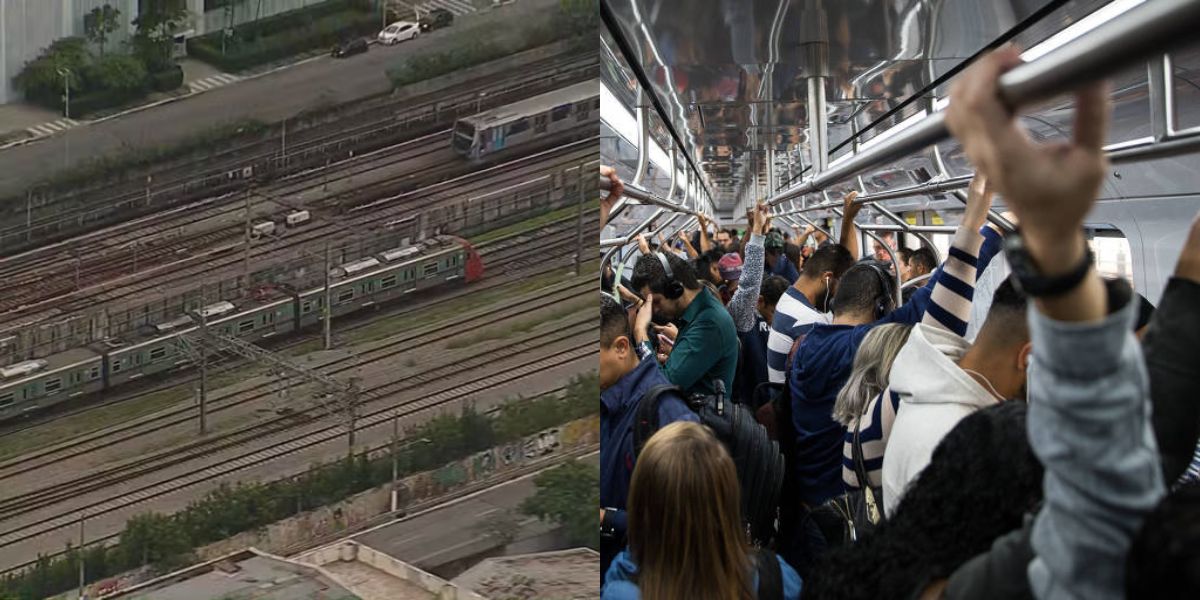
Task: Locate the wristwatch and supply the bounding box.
[1004,230,1095,297]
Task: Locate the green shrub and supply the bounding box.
[187,2,376,72]
[69,86,146,117]
[85,54,149,93]
[149,65,184,92]
[13,37,91,108]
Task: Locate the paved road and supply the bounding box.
[0,0,559,199]
[354,453,599,570]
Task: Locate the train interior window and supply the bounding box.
[150,347,168,362]
[509,118,530,135]
[45,378,61,394]
[423,263,439,277]
[237,320,255,334]
[0,393,12,408]
[1087,226,1134,284]
[551,104,571,121]
[380,274,397,289]
[338,288,355,303]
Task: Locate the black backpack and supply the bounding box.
[633,381,786,546]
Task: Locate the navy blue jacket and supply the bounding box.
[601,356,699,568]
[736,312,772,404]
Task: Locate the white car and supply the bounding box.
[378,21,419,45]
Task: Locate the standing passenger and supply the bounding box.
[603,421,802,599]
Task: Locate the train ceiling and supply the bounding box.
[600,0,1135,215]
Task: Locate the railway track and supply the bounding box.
[1,136,597,331]
[0,52,598,255]
[0,320,594,564]
[0,211,597,460]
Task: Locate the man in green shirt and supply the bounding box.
[629,250,739,398]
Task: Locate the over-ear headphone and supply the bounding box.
[655,252,685,299]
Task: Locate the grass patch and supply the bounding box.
[444,295,593,350]
[470,200,598,246]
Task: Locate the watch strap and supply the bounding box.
[1004,232,1095,298]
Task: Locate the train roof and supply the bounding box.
[0,347,101,390]
[459,79,598,128]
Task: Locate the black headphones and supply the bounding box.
[863,262,897,319]
[655,252,685,299]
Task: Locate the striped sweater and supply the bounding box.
[843,226,1002,490]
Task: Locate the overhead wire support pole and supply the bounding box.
[323,241,333,350]
[764,0,1200,207]
[574,161,585,275]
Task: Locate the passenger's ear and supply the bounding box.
[615,335,631,357]
[1017,342,1033,372]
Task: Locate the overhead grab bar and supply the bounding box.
[765,0,1200,206]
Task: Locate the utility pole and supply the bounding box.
[574,162,585,275]
[391,415,399,511]
[243,186,253,284]
[280,119,287,164]
[198,309,208,434]
[25,190,32,242]
[323,241,333,350]
[346,377,359,458]
[77,513,85,599]
[58,67,70,172]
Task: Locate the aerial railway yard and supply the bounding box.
[0,54,602,581]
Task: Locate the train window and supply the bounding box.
[264,311,275,324]
[0,393,12,408]
[1087,226,1134,284]
[551,105,571,121]
[508,118,530,135]
[576,107,590,122]
[111,360,123,373]
[149,347,167,362]
[45,378,61,394]
[423,263,439,277]
[88,366,100,380]
[237,320,255,334]
[338,288,355,303]
[302,300,313,314]
[380,274,397,289]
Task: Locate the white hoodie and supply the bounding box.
[881,322,998,516]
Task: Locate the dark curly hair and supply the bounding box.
[801,402,1043,600]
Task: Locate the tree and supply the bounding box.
[119,513,193,571]
[87,54,148,92]
[84,4,122,56]
[13,37,90,104]
[520,460,599,550]
[131,1,190,72]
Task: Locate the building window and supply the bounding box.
[45,378,62,394]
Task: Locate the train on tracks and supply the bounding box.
[0,236,483,422]
[452,79,600,160]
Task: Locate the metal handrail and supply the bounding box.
[765,0,1200,206]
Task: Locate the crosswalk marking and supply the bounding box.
[187,73,242,94]
[24,118,79,139]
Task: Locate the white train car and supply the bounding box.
[451,79,599,160]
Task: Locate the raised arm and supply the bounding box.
[697,214,713,254]
[839,191,863,260]
[920,174,993,336]
[600,166,623,230]
[678,230,700,260]
[947,45,1163,600]
[728,204,769,332]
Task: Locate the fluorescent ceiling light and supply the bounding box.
[601,82,679,189]
[1021,0,1145,61]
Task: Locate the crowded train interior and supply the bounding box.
[598,0,1200,598]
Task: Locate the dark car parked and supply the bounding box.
[419,8,453,31]
[331,37,368,58]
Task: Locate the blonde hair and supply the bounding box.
[627,422,753,600]
[833,323,913,426]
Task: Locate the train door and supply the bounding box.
[534,114,548,134]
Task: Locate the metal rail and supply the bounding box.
[765,0,1200,206]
